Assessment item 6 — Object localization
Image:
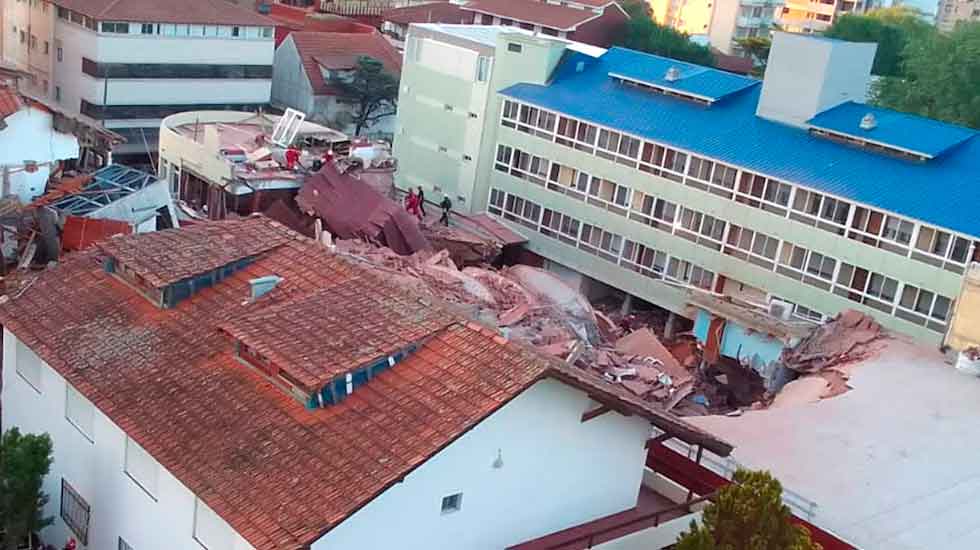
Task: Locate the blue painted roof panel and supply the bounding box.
[806,101,976,158]
[499,50,980,237]
[603,48,758,102]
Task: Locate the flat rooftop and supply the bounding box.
[690,339,980,550]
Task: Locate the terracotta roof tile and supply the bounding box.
[461,0,603,30]
[52,0,275,25]
[290,31,402,96]
[0,86,24,120]
[0,216,728,550]
[382,2,474,25]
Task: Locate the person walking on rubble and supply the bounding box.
[405,189,423,222]
[417,186,427,218]
[439,195,452,226]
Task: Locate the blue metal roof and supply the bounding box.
[499,50,980,238]
[603,48,758,103]
[806,101,976,158]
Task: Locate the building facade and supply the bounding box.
[2,0,275,163]
[936,0,979,32]
[777,0,878,32]
[707,0,782,55]
[396,29,980,346]
[461,0,629,47]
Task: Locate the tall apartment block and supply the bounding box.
[707,0,782,55]
[777,0,878,32]
[936,0,980,32]
[2,0,276,162]
[394,28,980,346]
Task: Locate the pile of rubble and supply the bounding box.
[334,239,697,410]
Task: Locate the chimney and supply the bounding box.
[249,275,283,300]
[756,32,877,128]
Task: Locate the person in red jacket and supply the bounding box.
[405,189,422,222]
[284,147,301,171]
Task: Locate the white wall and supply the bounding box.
[86,178,179,231]
[3,0,56,99]
[271,36,315,114]
[313,378,651,550]
[1,329,254,550]
[707,0,740,55]
[0,105,79,203]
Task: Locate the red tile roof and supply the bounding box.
[0,216,730,550]
[383,2,474,25]
[61,216,132,252]
[462,0,604,30]
[289,31,402,96]
[0,86,24,121]
[51,0,274,25]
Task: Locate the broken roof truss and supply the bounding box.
[48,165,159,216]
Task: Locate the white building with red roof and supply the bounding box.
[3,0,277,165]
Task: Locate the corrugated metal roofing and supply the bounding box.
[806,100,976,158]
[604,48,758,102]
[499,49,980,238]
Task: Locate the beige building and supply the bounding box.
[778,0,878,32]
[936,0,980,32]
[649,0,782,56]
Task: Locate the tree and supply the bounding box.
[329,56,399,136]
[616,16,715,66]
[0,428,54,550]
[734,36,771,75]
[873,22,980,129]
[824,7,932,77]
[675,469,821,550]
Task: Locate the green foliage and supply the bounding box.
[824,7,932,77]
[329,56,399,136]
[734,36,771,75]
[675,469,821,550]
[873,22,980,129]
[615,14,714,66]
[0,428,54,550]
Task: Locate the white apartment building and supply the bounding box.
[3,0,276,163]
[708,0,782,55]
[936,0,979,32]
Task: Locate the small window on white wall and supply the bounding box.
[15,339,42,391]
[441,492,462,514]
[65,385,94,441]
[194,498,233,550]
[125,436,159,499]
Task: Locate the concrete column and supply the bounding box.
[664,312,678,340]
[619,293,633,317]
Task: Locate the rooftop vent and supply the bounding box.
[575,61,585,73]
[664,66,681,82]
[859,113,877,131]
[250,275,283,300]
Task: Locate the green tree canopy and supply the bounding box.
[0,428,54,550]
[675,469,821,550]
[873,22,980,129]
[329,56,399,136]
[615,11,714,66]
[824,7,932,77]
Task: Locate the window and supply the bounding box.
[580,224,623,262]
[43,40,49,54]
[141,23,154,34]
[666,258,714,290]
[677,208,725,250]
[507,42,522,53]
[476,55,491,82]
[231,26,241,37]
[725,225,778,269]
[54,86,61,101]
[194,498,233,550]
[61,479,90,545]
[488,188,505,215]
[261,27,273,38]
[125,436,159,499]
[119,538,134,550]
[540,209,580,244]
[622,240,668,280]
[15,339,42,391]
[898,285,952,326]
[66,385,94,441]
[102,22,130,33]
[57,46,63,61]
[441,493,463,514]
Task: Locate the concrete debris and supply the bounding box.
[332,239,700,411]
[781,309,883,374]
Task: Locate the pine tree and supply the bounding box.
[675,469,821,550]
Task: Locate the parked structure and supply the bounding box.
[0,215,730,550]
[393,24,603,212]
[395,29,980,345]
[2,0,276,164]
[935,0,979,32]
[158,110,348,219]
[272,28,402,136]
[777,0,878,32]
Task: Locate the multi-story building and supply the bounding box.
[650,0,715,36]
[708,0,782,55]
[777,0,877,32]
[393,24,603,210]
[395,28,980,346]
[936,0,979,32]
[3,0,276,164]
[461,0,629,46]
[0,215,728,550]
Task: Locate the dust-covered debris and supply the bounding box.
[781,309,884,374]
